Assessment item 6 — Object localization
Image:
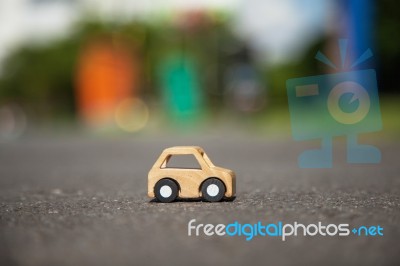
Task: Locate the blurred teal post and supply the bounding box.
[159,53,204,125]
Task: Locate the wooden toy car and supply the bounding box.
[148,146,236,202]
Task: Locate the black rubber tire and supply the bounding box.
[154,179,178,203]
[201,178,225,202]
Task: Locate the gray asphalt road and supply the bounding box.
[0,134,399,266]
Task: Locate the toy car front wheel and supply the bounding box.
[154,178,179,203]
[201,178,225,202]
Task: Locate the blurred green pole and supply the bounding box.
[159,52,203,125]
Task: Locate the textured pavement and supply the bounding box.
[0,134,399,266]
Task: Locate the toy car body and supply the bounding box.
[148,146,236,202]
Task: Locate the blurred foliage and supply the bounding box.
[0,37,78,120]
[0,20,152,120]
[0,14,244,120]
[265,39,327,100]
[376,0,400,93]
[0,1,398,122]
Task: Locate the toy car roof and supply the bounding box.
[162,146,205,154]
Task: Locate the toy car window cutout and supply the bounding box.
[161,154,202,169]
[200,152,215,167]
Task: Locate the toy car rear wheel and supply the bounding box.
[201,178,225,202]
[154,179,178,203]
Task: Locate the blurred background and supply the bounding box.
[0,0,398,140]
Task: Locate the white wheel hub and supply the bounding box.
[160,185,172,198]
[206,184,219,197]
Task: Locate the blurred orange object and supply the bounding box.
[75,37,139,127]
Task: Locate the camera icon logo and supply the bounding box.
[327,80,370,125]
[286,40,382,168]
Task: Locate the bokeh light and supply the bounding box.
[114,97,149,132]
